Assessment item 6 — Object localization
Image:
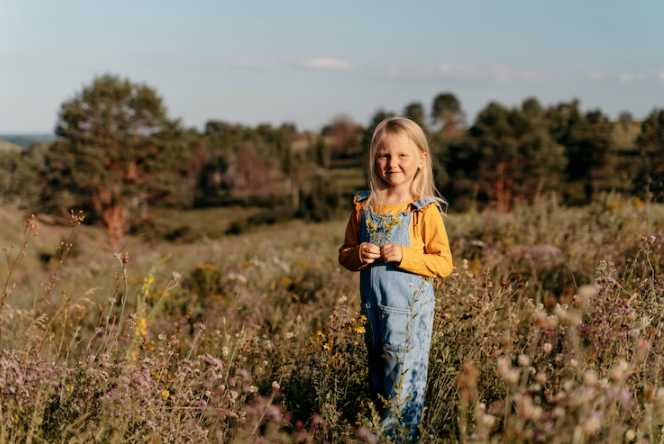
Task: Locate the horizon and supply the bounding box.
[1,1,662,133]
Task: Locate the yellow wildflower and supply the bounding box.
[354,326,366,334]
[632,197,645,212]
[135,317,148,339]
[161,389,170,400]
[331,354,346,370]
[279,276,294,288]
[197,263,221,273]
[141,276,155,296]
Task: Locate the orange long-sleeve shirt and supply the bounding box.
[338,198,453,278]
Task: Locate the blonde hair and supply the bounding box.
[367,116,446,212]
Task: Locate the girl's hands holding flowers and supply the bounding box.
[381,244,403,264]
[360,243,403,264]
[360,242,381,264]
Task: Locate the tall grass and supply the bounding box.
[1,193,663,442]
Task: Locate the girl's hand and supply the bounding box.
[381,244,403,264]
[360,243,381,264]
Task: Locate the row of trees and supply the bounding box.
[1,74,663,248]
[445,99,664,211]
[324,96,662,210]
[345,95,661,211]
[0,75,342,248]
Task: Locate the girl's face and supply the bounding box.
[375,131,426,192]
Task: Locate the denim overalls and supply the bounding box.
[356,191,438,440]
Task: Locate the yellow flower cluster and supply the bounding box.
[141,276,155,297]
[279,276,294,288]
[309,330,334,354]
[349,313,368,335]
[632,197,645,212]
[331,354,346,371]
[135,317,148,339]
[197,263,221,273]
[366,215,402,246]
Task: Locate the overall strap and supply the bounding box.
[354,190,371,203]
[410,197,445,230]
[354,190,371,222]
[410,197,444,215]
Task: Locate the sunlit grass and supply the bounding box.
[1,193,664,442]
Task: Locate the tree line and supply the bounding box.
[0,74,663,248]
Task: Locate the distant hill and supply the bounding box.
[0,141,23,153]
[0,134,56,148]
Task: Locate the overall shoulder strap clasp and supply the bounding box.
[354,190,371,222]
[354,190,371,203]
[410,197,446,216]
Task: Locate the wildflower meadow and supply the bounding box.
[1,193,664,443]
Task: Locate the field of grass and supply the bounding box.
[2,193,664,442]
[149,206,267,241]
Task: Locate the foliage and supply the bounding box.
[0,77,659,257]
[636,108,664,197]
[431,93,465,136]
[546,101,616,203]
[323,115,362,160]
[43,74,193,249]
[0,143,47,209]
[403,102,428,132]
[445,99,566,212]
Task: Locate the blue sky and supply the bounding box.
[1,1,662,133]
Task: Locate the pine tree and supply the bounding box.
[45,74,189,249]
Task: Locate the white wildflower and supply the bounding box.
[584,414,601,436]
[584,370,598,387]
[610,360,629,382]
[625,429,636,442]
[517,353,531,367]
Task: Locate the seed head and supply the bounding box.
[517,354,531,367]
[171,270,181,282]
[625,429,636,442]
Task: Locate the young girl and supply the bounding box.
[339,117,453,440]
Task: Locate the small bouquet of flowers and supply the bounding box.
[366,215,402,247]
